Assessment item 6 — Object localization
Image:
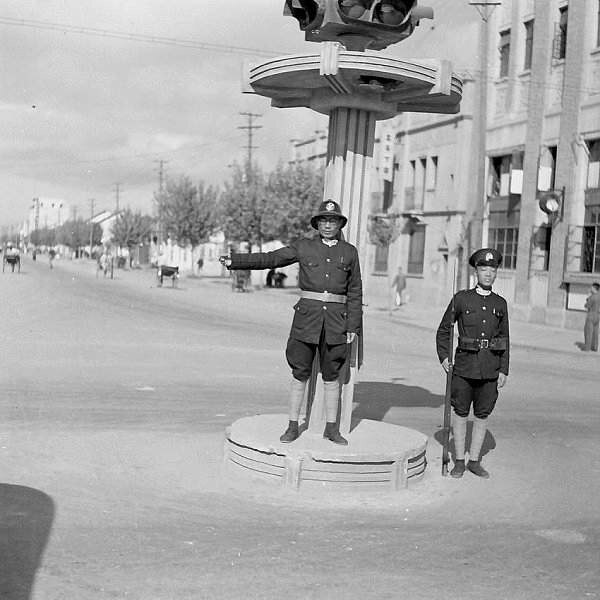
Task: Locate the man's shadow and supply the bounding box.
[0,484,55,600]
[349,380,496,458]
[350,380,443,427]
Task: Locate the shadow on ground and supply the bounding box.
[0,484,55,600]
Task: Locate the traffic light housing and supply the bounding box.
[283,0,433,51]
[538,188,564,223]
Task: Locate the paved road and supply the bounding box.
[1,258,599,599]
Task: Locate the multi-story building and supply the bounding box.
[372,0,600,329]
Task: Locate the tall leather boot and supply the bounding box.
[323,380,347,445]
[467,416,490,478]
[279,378,306,443]
[451,414,467,478]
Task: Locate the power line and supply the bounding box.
[238,112,262,180]
[0,16,283,57]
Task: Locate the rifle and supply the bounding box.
[441,259,457,477]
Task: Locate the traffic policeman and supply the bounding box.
[436,248,509,479]
[220,200,363,446]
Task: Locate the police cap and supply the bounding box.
[469,248,502,268]
[310,200,348,230]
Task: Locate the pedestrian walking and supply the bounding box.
[583,282,600,352]
[220,199,363,445]
[390,266,407,310]
[436,248,510,479]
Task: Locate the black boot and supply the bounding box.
[467,460,490,479]
[450,459,465,478]
[323,422,348,446]
[279,421,299,443]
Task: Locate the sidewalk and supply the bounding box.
[52,257,597,359]
[365,301,596,358]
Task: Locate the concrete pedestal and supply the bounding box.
[224,414,427,493]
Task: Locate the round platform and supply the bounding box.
[224,414,428,493]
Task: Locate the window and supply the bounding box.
[587,140,600,189]
[524,20,534,70]
[597,0,600,47]
[582,206,600,273]
[374,242,389,272]
[538,146,557,192]
[499,29,511,77]
[427,156,438,190]
[407,223,426,275]
[488,153,523,197]
[418,157,427,207]
[488,227,519,269]
[554,6,568,60]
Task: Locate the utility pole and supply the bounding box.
[238,112,263,252]
[113,182,121,213]
[89,198,95,256]
[154,159,168,247]
[468,1,500,258]
[238,112,262,183]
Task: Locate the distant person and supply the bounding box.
[274,271,287,288]
[48,248,56,269]
[390,266,407,310]
[197,257,204,275]
[266,268,276,288]
[583,282,600,352]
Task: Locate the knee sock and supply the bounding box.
[452,414,468,460]
[323,380,340,423]
[469,417,487,461]
[288,378,307,421]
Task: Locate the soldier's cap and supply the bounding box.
[469,248,502,268]
[310,200,348,230]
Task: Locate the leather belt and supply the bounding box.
[300,291,347,303]
[458,337,508,351]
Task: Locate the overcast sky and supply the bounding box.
[0,1,479,226]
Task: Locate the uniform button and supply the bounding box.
[323,306,327,310]
[326,258,331,262]
[325,273,329,278]
[481,333,485,336]
[482,319,486,323]
[482,306,487,310]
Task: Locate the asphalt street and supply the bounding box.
[1,256,599,600]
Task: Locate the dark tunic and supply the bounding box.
[436,288,510,379]
[229,236,362,345]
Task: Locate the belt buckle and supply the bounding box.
[323,292,331,301]
[479,339,489,349]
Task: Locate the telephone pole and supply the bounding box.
[113,182,121,213]
[154,159,168,246]
[238,112,262,183]
[468,1,500,257]
[89,198,95,255]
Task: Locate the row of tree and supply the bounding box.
[23,161,325,255]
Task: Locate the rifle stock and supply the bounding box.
[441,349,453,476]
[441,259,457,477]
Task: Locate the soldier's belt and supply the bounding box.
[458,337,508,351]
[300,291,347,303]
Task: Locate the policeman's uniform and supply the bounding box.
[436,248,509,478]
[226,200,363,445]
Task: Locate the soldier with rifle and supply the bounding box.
[220,200,363,446]
[436,248,509,479]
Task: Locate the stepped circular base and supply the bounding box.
[224,414,428,493]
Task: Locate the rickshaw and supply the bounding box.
[2,243,20,273]
[157,265,179,287]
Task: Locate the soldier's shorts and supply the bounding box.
[286,332,347,382]
[451,374,498,419]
